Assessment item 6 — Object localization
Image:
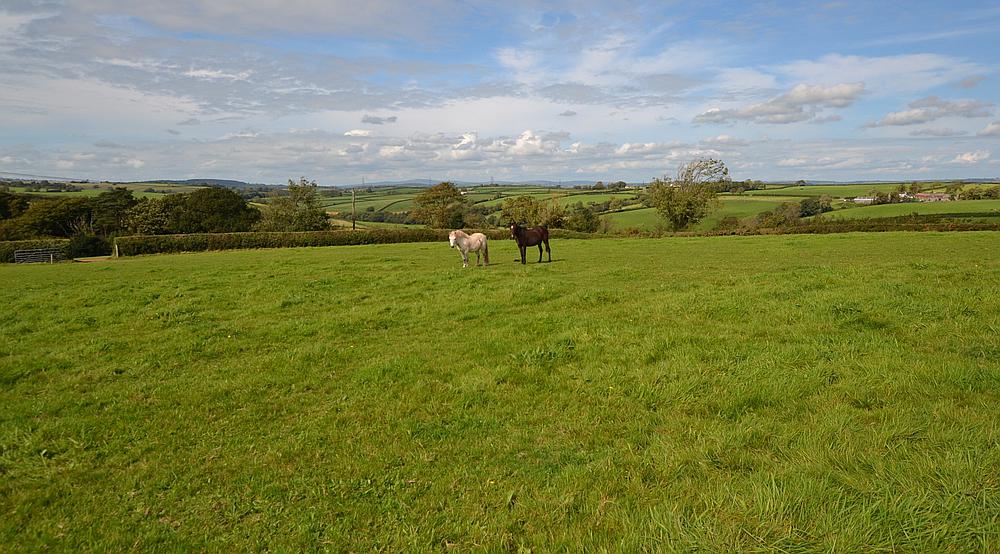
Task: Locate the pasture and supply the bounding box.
[820,199,1000,221]
[745,183,908,198]
[2,232,999,551]
[603,197,794,231]
[6,182,199,199]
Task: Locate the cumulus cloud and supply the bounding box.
[867,96,993,127]
[361,115,398,125]
[344,129,372,137]
[979,121,1000,136]
[694,82,864,124]
[558,110,577,117]
[952,150,990,164]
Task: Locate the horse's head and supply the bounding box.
[509,222,519,239]
[448,230,458,248]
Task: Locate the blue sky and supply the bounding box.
[1,1,998,184]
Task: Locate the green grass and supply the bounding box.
[9,182,201,199]
[604,197,789,231]
[3,232,1000,550]
[328,218,423,229]
[747,184,908,198]
[822,199,1000,221]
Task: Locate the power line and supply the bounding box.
[0,170,79,182]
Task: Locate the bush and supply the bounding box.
[0,239,70,263]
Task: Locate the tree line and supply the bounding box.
[0,178,331,254]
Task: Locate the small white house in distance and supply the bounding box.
[853,196,875,205]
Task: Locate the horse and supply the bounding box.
[509,222,550,264]
[448,230,489,268]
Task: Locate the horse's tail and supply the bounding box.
[483,239,490,265]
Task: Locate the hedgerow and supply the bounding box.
[114,228,597,257]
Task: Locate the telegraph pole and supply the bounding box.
[352,177,362,230]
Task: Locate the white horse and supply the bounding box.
[448,230,489,268]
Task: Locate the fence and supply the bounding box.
[13,247,67,263]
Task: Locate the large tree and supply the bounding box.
[255,178,329,232]
[175,187,260,233]
[647,158,729,231]
[412,182,466,228]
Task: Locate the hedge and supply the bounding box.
[0,239,71,263]
[113,228,598,257]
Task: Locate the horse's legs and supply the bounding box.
[537,243,543,263]
[520,245,526,264]
[461,248,469,268]
[544,239,551,262]
[476,250,481,266]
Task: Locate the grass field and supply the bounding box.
[603,197,791,231]
[746,184,907,198]
[3,232,999,550]
[7,182,205,199]
[821,199,1000,221]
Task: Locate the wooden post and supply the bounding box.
[352,187,356,230]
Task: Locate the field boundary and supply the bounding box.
[111,228,599,257]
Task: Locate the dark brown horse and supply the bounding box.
[509,222,551,264]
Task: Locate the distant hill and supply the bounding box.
[116,179,272,189]
[335,179,613,188]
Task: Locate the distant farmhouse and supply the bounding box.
[852,192,952,205]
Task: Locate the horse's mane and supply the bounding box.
[450,229,469,238]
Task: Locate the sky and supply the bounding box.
[1,1,999,185]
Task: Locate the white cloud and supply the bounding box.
[979,121,1000,137]
[694,82,864,124]
[183,68,252,81]
[867,96,993,127]
[344,129,372,137]
[952,150,990,164]
[777,54,985,95]
[702,135,749,146]
[909,128,966,137]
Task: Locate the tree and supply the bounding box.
[500,195,541,225]
[647,158,728,231]
[90,188,138,235]
[412,182,466,228]
[256,178,329,232]
[0,191,28,220]
[125,198,172,235]
[798,195,832,217]
[564,203,600,232]
[175,187,260,233]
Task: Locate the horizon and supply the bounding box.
[1,1,999,184]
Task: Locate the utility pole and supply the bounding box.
[353,177,361,230]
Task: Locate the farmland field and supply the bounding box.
[821,199,1000,221]
[745,183,908,198]
[603,196,792,231]
[3,232,999,551]
[7,182,201,199]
